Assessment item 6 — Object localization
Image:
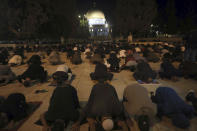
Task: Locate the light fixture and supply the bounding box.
[105,23,108,28]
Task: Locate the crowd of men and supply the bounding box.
[0,40,197,131]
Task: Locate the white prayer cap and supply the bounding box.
[164,43,169,46]
[135,47,141,52]
[85,48,90,52]
[56,65,69,73]
[73,47,78,51]
[181,46,185,52]
[102,119,114,131]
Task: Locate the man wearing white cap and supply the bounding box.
[8,55,23,66]
[54,65,73,81]
[73,64,128,131]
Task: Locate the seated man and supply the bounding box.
[133,52,147,63]
[18,55,47,87]
[27,54,41,65]
[0,55,16,87]
[49,51,61,65]
[75,66,128,131]
[135,47,141,53]
[159,53,181,81]
[84,48,92,59]
[90,53,104,64]
[133,60,157,83]
[8,55,23,66]
[0,93,28,128]
[121,55,137,72]
[40,72,80,131]
[107,52,120,72]
[123,84,157,131]
[71,52,82,65]
[90,63,113,81]
[119,49,126,58]
[51,65,73,85]
[151,87,195,129]
[146,51,160,63]
[67,48,74,58]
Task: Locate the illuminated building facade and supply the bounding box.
[86,10,110,37]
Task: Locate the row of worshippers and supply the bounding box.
[0,53,74,87]
[39,63,197,131]
[82,44,196,82]
[0,62,196,130]
[1,43,197,87]
[0,41,192,72]
[0,41,186,66]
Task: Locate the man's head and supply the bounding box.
[102,117,114,131]
[53,71,68,85]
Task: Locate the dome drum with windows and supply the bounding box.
[85,10,110,37]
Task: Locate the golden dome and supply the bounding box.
[86,10,105,20]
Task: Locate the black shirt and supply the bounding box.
[45,84,79,121]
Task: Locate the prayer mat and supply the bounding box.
[0,102,42,131]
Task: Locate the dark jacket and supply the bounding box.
[133,61,157,82]
[82,82,123,118]
[151,87,194,129]
[159,61,181,79]
[45,85,80,122]
[107,53,120,68]
[21,64,46,81]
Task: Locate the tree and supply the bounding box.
[154,0,197,34]
[0,0,78,40]
[0,0,48,39]
[0,0,10,39]
[115,0,157,37]
[38,0,78,39]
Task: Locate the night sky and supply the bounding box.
[76,0,197,23]
[76,0,116,21]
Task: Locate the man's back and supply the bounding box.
[46,85,79,120]
[124,84,156,116]
[85,82,122,117]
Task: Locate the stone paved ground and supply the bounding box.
[0,52,197,131]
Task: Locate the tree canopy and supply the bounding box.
[154,0,197,34]
[114,0,157,37]
[0,0,78,40]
